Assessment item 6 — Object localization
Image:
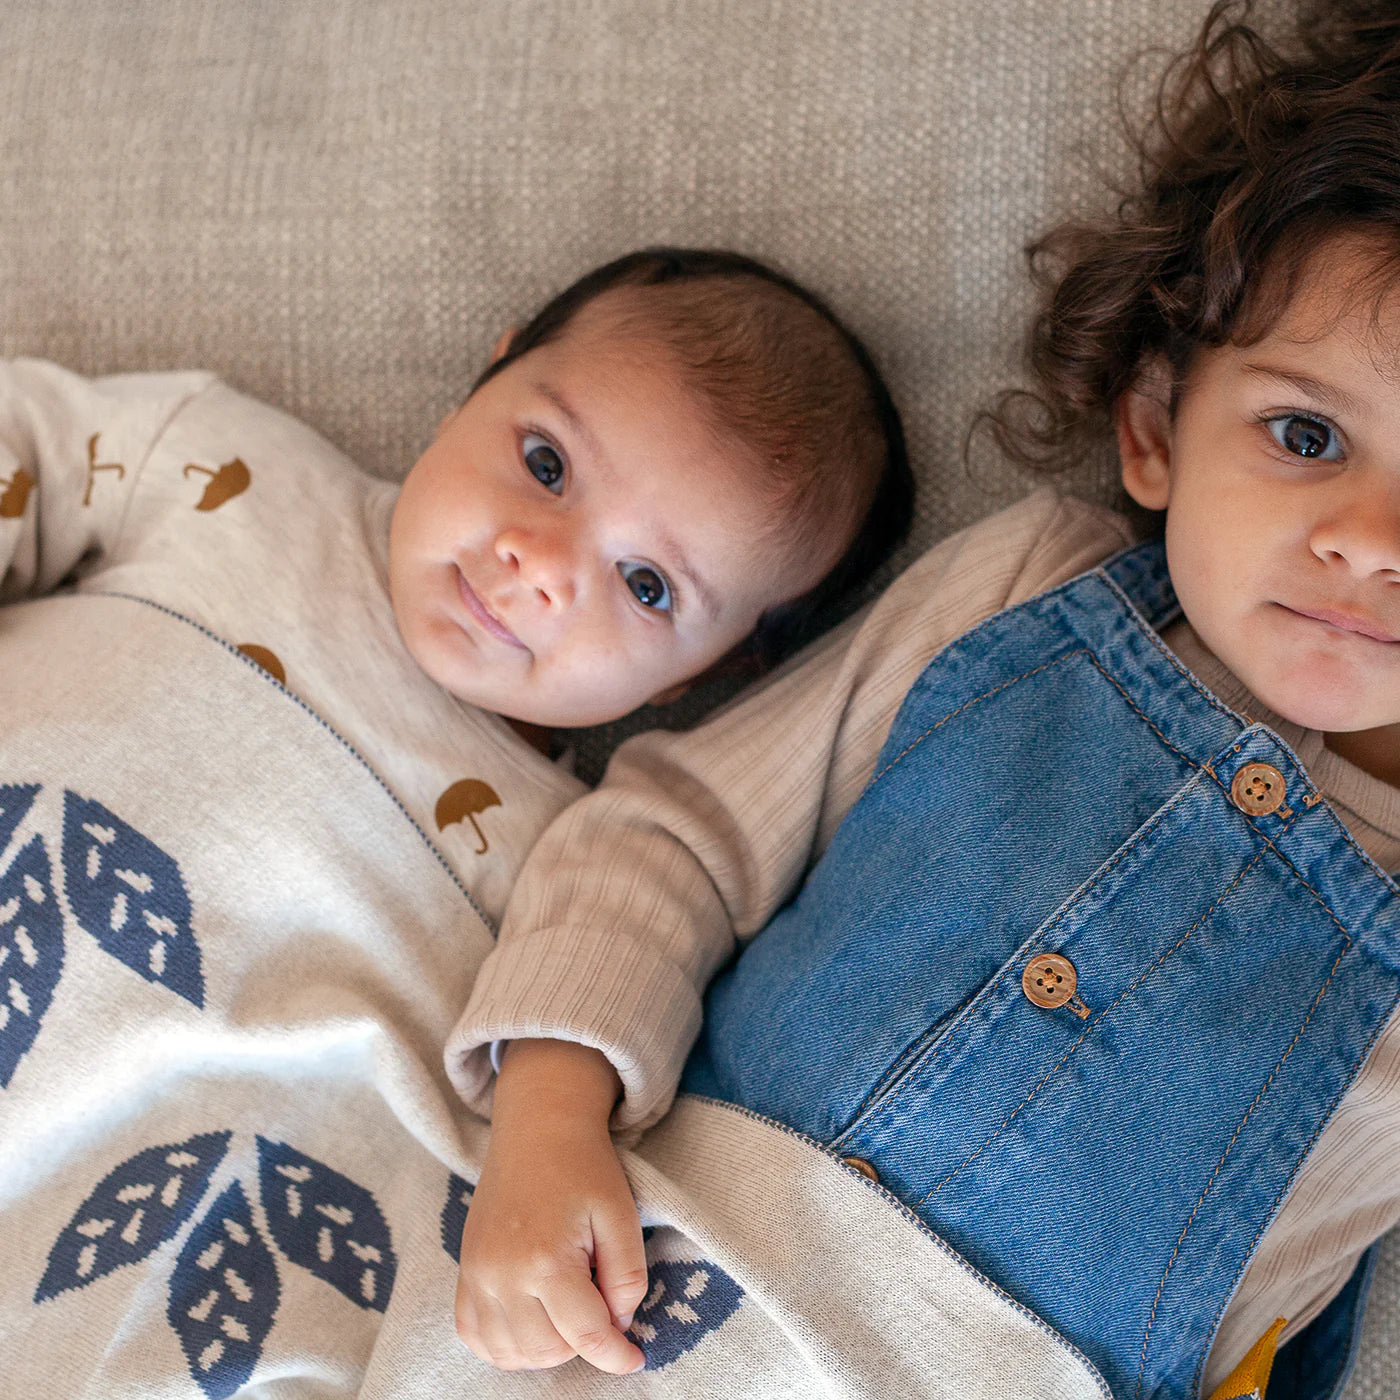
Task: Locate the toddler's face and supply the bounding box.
[1120,233,1400,772]
[389,307,821,727]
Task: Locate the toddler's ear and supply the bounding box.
[1115,358,1174,512]
[491,327,520,364]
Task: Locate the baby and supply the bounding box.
[387,248,912,737]
[0,248,910,1395]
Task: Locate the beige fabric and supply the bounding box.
[0,357,586,925]
[450,490,1400,1390]
[5,0,1398,1391]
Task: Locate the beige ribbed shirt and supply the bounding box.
[447,488,1400,1387]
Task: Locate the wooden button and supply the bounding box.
[1023,953,1077,1009]
[1230,762,1286,816]
[841,1156,880,1183]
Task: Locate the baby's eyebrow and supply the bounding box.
[654,523,721,623]
[1240,363,1367,419]
[532,380,605,464]
[533,376,721,623]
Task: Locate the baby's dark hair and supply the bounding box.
[475,246,913,665]
[979,0,1400,474]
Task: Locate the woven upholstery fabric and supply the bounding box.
[1,2,1397,1392]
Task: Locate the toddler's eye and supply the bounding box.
[522,434,565,493]
[618,561,673,612]
[1266,414,1344,462]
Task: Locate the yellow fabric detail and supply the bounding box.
[1207,1317,1288,1400]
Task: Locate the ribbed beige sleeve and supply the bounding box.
[444,490,1135,1129]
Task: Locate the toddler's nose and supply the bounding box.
[494,525,579,609]
[1311,472,1400,581]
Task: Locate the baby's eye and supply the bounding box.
[618,561,673,613]
[1266,414,1345,462]
[522,434,565,493]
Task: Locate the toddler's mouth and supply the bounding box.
[456,569,529,650]
[1285,605,1400,645]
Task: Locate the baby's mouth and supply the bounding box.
[456,569,529,650]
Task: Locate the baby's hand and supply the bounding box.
[456,1039,648,1374]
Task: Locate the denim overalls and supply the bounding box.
[684,541,1400,1400]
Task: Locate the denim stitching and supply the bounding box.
[830,1004,966,1146]
[1094,565,1242,725]
[1302,791,1400,892]
[843,765,1213,1146]
[915,849,1267,1206]
[1134,936,1353,1400]
[90,590,495,933]
[1080,652,1199,767]
[1197,766,1353,942]
[679,1094,1115,1400]
[869,651,1086,787]
[863,548,1222,800]
[1187,982,1400,1399]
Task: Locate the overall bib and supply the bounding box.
[684,542,1400,1400]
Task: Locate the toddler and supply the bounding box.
[450,6,1400,1397]
[0,248,910,1396]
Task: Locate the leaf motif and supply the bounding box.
[167,1180,280,1399]
[256,1137,397,1312]
[61,790,204,1008]
[0,834,64,1087]
[35,1131,231,1301]
[438,1172,474,1262]
[0,782,40,858]
[627,1251,745,1371]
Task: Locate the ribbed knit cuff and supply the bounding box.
[444,925,704,1132]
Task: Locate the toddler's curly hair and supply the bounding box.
[980,0,1400,474]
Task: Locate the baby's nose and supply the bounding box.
[494,526,579,608]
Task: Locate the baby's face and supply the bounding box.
[1121,232,1400,770]
[389,309,819,727]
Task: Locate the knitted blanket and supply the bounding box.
[0,591,1105,1399]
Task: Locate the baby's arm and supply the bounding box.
[0,358,211,599]
[455,1039,646,1374]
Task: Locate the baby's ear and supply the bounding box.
[1115,358,1174,512]
[490,327,519,364]
[648,679,692,707]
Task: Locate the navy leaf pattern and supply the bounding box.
[0,782,39,857]
[61,790,203,1007]
[167,1180,280,1399]
[256,1137,397,1312]
[439,1172,474,1262]
[35,1131,231,1301]
[629,1254,745,1370]
[0,834,63,1087]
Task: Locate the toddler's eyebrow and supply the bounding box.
[1241,363,1366,419]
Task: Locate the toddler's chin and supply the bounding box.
[1247,671,1384,739]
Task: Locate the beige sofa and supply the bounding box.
[2,0,1395,1392]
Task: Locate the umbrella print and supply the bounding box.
[183,459,250,511]
[236,645,286,686]
[434,779,501,854]
[0,467,32,518]
[83,434,125,507]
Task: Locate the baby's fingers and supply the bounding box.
[537,1273,646,1375]
[592,1209,650,1332]
[456,1286,575,1371]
